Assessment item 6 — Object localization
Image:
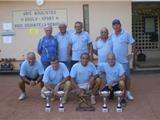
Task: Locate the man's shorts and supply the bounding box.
[101,84,120,92]
[78,83,89,90]
[25,76,39,81]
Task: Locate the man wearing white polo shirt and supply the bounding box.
[110,19,135,100]
[55,23,71,71]
[41,56,71,104]
[70,53,101,105]
[68,21,93,67]
[18,52,44,101]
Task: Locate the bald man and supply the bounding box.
[98,53,126,106]
[18,52,44,101]
[55,23,71,71]
[93,27,113,64]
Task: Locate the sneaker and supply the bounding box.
[40,93,46,99]
[126,91,134,101]
[120,98,127,107]
[18,92,26,101]
[91,95,96,105]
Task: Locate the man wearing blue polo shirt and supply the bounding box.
[55,23,71,71]
[93,27,113,64]
[41,56,71,104]
[68,21,93,67]
[37,25,58,69]
[98,53,126,106]
[18,52,44,101]
[110,19,135,100]
[70,53,101,105]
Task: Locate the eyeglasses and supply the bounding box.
[100,31,108,34]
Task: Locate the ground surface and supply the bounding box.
[0,72,160,120]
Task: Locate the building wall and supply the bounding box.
[0,1,132,61]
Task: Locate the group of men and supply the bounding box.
[18,19,135,106]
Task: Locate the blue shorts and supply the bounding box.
[121,63,130,80]
[101,84,120,92]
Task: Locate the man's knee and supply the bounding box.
[119,80,126,90]
[64,81,71,88]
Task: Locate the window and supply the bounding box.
[83,4,89,32]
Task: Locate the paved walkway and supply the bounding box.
[0,72,160,120]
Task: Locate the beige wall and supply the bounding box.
[0,1,132,61]
[0,2,83,59]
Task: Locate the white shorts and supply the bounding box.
[78,83,89,90]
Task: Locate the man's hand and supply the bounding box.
[30,80,36,87]
[54,84,60,92]
[67,56,71,64]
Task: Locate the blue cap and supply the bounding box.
[112,19,121,25]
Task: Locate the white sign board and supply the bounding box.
[3,36,12,44]
[3,23,12,30]
[13,9,67,28]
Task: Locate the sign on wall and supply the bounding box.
[13,9,67,29]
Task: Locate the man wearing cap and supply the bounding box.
[37,25,58,69]
[68,21,93,67]
[110,19,135,101]
[55,23,71,71]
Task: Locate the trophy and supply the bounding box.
[99,91,110,112]
[57,91,65,112]
[43,90,52,112]
[114,90,123,112]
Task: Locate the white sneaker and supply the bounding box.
[126,91,134,101]
[91,95,96,105]
[40,93,46,99]
[18,92,26,101]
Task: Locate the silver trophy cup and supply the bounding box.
[57,91,65,112]
[43,90,52,112]
[99,91,110,112]
[114,90,123,112]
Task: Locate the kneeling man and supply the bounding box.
[98,53,126,106]
[70,53,101,105]
[41,56,71,104]
[18,52,44,101]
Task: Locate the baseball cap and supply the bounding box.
[112,19,121,25]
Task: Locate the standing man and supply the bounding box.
[37,25,58,69]
[41,56,71,104]
[93,27,113,64]
[110,19,135,100]
[18,52,44,101]
[70,53,101,105]
[55,23,71,70]
[68,21,93,67]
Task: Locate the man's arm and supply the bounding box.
[70,77,79,90]
[112,74,125,84]
[99,72,106,90]
[20,76,30,84]
[68,43,72,58]
[67,43,72,63]
[37,39,42,55]
[88,43,93,61]
[44,83,54,91]
[36,75,43,84]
